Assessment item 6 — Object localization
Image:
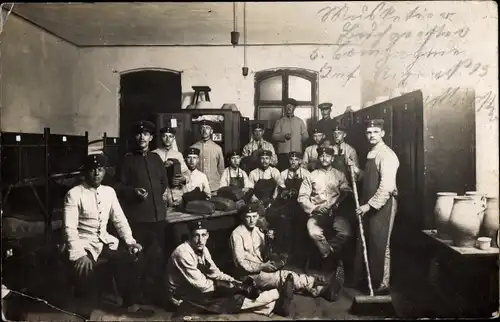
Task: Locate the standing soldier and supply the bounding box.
[272,98,309,171]
[190,120,225,192]
[349,119,399,295]
[114,120,169,306]
[242,123,278,172]
[331,123,359,186]
[316,103,336,142]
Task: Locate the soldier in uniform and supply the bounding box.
[302,127,326,172]
[183,147,211,200]
[272,98,309,171]
[331,123,359,185]
[114,120,169,306]
[316,102,336,142]
[166,220,294,317]
[230,204,344,303]
[247,150,281,208]
[242,123,278,172]
[190,120,225,192]
[63,154,150,318]
[297,147,351,278]
[219,150,252,190]
[349,119,399,294]
[153,126,190,207]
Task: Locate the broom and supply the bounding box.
[348,165,395,317]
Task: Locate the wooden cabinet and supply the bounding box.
[333,89,476,246]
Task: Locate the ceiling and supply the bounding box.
[8,2,330,46]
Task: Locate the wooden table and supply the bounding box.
[422,230,499,318]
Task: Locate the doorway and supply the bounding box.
[119,68,182,152]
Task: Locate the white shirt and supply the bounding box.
[278,168,311,188]
[219,167,252,189]
[183,169,211,198]
[152,147,189,177]
[63,183,136,261]
[230,225,267,274]
[248,167,281,187]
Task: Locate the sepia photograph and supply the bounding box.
[1,1,498,321]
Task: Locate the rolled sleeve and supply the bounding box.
[63,191,87,261]
[367,153,399,210]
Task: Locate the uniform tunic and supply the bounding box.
[63,183,136,262]
[152,147,189,176]
[272,116,309,154]
[316,117,336,141]
[356,141,399,290]
[190,140,225,192]
[220,167,252,189]
[183,169,211,199]
[298,168,351,258]
[114,150,168,223]
[302,144,320,170]
[167,241,278,315]
[332,142,359,181]
[230,225,323,297]
[242,139,278,166]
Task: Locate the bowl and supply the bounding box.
[476,237,492,250]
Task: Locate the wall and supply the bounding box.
[75,1,497,195]
[0,15,80,134]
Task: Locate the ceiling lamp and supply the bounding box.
[242,2,248,77]
[230,2,239,46]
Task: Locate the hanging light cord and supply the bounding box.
[233,2,237,32]
[243,2,247,67]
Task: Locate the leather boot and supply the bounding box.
[321,259,345,302]
[273,273,294,317]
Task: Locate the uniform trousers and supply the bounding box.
[251,270,324,297]
[307,210,352,259]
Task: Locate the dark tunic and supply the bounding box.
[114,150,168,223]
[316,118,336,141]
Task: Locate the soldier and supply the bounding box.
[242,123,278,172]
[114,120,169,306]
[230,204,343,303]
[316,102,336,142]
[247,150,281,207]
[166,220,294,317]
[190,120,225,192]
[297,147,351,278]
[219,151,252,191]
[302,127,325,172]
[349,119,399,294]
[331,123,359,185]
[183,147,211,200]
[272,98,309,171]
[63,154,151,318]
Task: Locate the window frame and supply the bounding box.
[254,68,318,122]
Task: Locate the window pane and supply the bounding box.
[257,106,283,124]
[294,106,313,126]
[259,76,283,101]
[288,75,312,102]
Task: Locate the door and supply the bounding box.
[119,69,181,153]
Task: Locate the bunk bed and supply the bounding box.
[1,128,88,292]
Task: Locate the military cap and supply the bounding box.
[243,202,262,214]
[187,220,208,232]
[251,123,265,131]
[366,118,384,129]
[83,153,108,170]
[284,98,298,106]
[318,102,333,110]
[332,123,348,132]
[288,151,303,159]
[228,150,241,158]
[199,120,216,128]
[159,126,176,135]
[259,149,273,157]
[311,127,324,134]
[317,146,335,156]
[186,147,200,156]
[132,120,155,134]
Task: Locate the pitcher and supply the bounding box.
[434,192,458,239]
[481,196,499,247]
[449,196,486,247]
[465,191,487,224]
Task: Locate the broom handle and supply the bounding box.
[350,165,374,297]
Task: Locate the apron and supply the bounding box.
[356,158,396,290]
[284,170,306,261]
[253,169,277,204]
[228,168,245,189]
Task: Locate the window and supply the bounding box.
[254,68,318,128]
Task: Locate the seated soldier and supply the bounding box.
[302,127,325,172]
[230,204,343,302]
[297,146,351,278]
[63,154,151,319]
[153,126,190,207]
[166,220,294,317]
[247,150,281,208]
[183,147,211,201]
[241,122,278,172]
[219,151,252,191]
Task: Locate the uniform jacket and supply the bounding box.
[298,167,351,214]
[303,144,319,166]
[166,242,236,305]
[333,142,359,169]
[63,183,136,261]
[242,139,278,166]
[191,140,225,191]
[316,118,336,141]
[114,150,168,223]
[272,116,309,154]
[183,169,211,199]
[152,147,190,178]
[230,225,267,275]
[278,168,311,188]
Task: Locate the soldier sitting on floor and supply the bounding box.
[166,220,294,317]
[230,203,343,303]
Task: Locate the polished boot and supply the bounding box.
[273,273,294,317]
